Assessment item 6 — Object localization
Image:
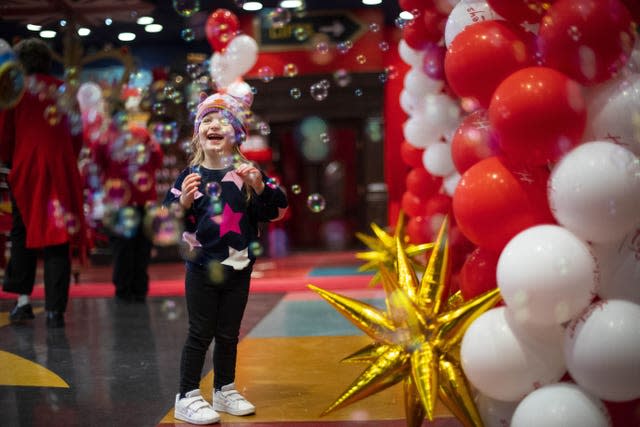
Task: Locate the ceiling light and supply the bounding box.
[27,24,42,31]
[136,16,154,25]
[105,18,113,25]
[145,24,163,33]
[280,0,302,8]
[243,1,263,11]
[39,30,56,38]
[60,20,67,27]
[362,0,382,4]
[77,27,91,36]
[118,32,136,42]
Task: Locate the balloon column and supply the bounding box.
[396,0,640,425]
[205,8,259,92]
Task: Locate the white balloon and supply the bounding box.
[475,392,519,427]
[423,142,455,176]
[565,299,640,402]
[461,306,566,402]
[423,93,461,138]
[443,172,461,196]
[549,141,640,244]
[444,0,501,47]
[209,52,237,89]
[511,383,611,427]
[584,73,640,157]
[399,89,424,116]
[398,39,424,67]
[497,225,596,326]
[403,116,440,148]
[403,67,444,98]
[224,34,259,76]
[225,79,254,107]
[76,82,103,113]
[590,228,640,304]
[626,38,640,73]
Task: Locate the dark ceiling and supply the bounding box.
[0,0,401,54]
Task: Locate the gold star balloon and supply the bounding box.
[309,216,501,427]
[355,211,433,286]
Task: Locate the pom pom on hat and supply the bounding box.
[193,91,252,144]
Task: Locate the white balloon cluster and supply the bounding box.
[209,34,259,91]
[399,39,460,196]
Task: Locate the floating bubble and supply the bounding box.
[44,104,61,126]
[356,54,367,65]
[290,88,302,99]
[309,83,328,101]
[315,41,329,55]
[152,102,165,116]
[144,204,183,246]
[385,65,398,80]
[369,22,380,32]
[378,41,389,52]
[181,28,195,42]
[337,41,352,54]
[291,184,302,194]
[206,181,222,199]
[306,193,326,213]
[354,88,363,97]
[333,69,351,87]
[266,177,279,189]
[268,7,291,29]
[173,0,200,17]
[283,63,298,77]
[258,66,274,83]
[249,241,263,257]
[293,26,310,42]
[257,121,271,135]
[207,261,225,284]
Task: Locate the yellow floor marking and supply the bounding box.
[0,307,45,328]
[0,350,69,388]
[160,335,454,424]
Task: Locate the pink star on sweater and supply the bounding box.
[219,204,242,237]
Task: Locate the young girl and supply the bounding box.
[164,92,288,425]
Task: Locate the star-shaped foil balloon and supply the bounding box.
[355,211,433,287]
[309,217,501,427]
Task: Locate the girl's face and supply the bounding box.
[197,111,236,157]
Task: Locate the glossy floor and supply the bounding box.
[0,252,462,427]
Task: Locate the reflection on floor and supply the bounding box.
[0,251,462,427]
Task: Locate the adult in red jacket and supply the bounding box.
[0,38,85,328]
[89,115,163,303]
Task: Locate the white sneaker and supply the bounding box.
[213,383,255,416]
[174,389,220,425]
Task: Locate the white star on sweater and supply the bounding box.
[221,246,250,270]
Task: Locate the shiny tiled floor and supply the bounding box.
[0,252,462,427]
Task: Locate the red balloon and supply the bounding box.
[205,9,240,52]
[604,399,640,427]
[489,66,587,166]
[451,109,500,174]
[621,0,640,22]
[401,191,426,218]
[452,156,552,252]
[406,215,432,244]
[424,193,452,219]
[399,0,432,11]
[444,20,536,108]
[406,167,442,199]
[459,246,499,300]
[487,0,555,24]
[402,9,445,49]
[538,0,636,85]
[400,140,426,168]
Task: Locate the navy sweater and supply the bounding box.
[163,165,288,272]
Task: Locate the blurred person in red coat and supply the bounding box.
[0,38,86,328]
[87,101,163,303]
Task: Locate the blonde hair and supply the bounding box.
[188,135,255,202]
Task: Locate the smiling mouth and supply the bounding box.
[207,134,224,141]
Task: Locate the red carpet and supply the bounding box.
[0,274,374,299]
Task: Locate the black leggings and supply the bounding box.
[180,266,251,394]
[2,198,70,312]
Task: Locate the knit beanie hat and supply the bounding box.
[193,92,251,145]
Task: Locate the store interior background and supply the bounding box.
[0,0,409,262]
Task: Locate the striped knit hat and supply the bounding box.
[193,92,251,145]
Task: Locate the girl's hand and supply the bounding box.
[235,163,265,195]
[180,172,201,208]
